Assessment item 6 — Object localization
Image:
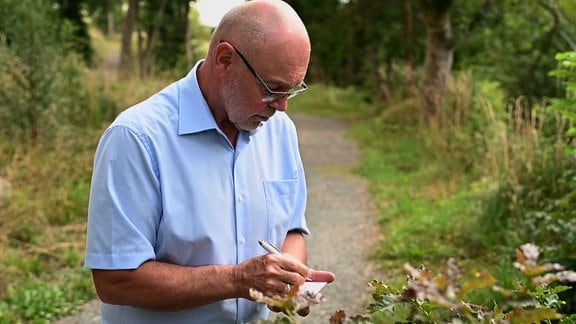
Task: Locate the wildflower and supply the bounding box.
[533,271,576,285]
[249,284,326,316]
[519,243,540,266]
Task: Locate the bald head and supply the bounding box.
[208,0,310,58]
[197,0,310,134]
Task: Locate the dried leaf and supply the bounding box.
[329,310,347,324]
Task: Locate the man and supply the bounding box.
[84,0,335,323]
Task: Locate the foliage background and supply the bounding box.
[1,0,576,321]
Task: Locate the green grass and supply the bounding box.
[289,83,377,120]
[0,267,94,323]
[349,116,486,278]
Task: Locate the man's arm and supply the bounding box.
[280,230,336,282]
[92,252,313,312]
[92,261,238,312]
[281,230,307,264]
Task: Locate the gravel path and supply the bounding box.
[288,113,381,322]
[57,113,381,323]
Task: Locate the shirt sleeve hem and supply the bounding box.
[84,252,155,270]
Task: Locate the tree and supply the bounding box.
[452,0,576,100]
[419,0,454,125]
[119,0,193,77]
[139,0,170,76]
[85,0,120,37]
[288,0,426,101]
[56,0,94,66]
[0,0,87,143]
[119,0,138,73]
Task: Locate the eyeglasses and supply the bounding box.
[221,41,308,103]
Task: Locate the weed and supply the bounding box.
[0,272,94,323]
[258,244,576,323]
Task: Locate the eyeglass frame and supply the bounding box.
[219,40,308,103]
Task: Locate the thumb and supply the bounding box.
[309,270,336,283]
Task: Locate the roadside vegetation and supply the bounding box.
[288,60,576,322]
[1,0,576,322]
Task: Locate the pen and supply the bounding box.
[258,240,282,255]
[258,240,313,281]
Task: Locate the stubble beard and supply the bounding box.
[222,78,262,131]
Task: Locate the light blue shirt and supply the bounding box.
[84,61,309,324]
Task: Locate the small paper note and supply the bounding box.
[299,281,327,294]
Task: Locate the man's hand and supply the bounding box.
[308,270,336,283]
[267,269,335,317]
[264,268,335,317]
[234,253,311,298]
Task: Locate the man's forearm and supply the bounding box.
[282,230,307,264]
[92,233,311,312]
[92,261,240,312]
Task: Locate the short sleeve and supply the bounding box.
[84,125,161,270]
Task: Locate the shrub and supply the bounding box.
[255,244,576,323]
[0,0,114,144]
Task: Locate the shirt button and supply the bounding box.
[238,195,244,202]
[239,237,246,245]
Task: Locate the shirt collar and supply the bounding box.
[178,60,218,135]
[177,60,263,138]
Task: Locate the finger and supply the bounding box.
[266,254,312,284]
[271,282,291,297]
[275,255,309,277]
[309,270,336,283]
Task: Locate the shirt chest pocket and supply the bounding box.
[263,178,298,243]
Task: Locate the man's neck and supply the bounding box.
[218,118,239,148]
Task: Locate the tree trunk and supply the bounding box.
[420,0,454,125]
[119,0,138,73]
[403,0,416,95]
[140,0,169,77]
[184,2,194,67]
[107,10,115,37]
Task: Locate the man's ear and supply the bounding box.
[214,42,234,78]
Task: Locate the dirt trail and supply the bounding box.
[57,113,381,323]
[288,113,381,322]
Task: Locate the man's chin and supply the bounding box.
[236,120,264,132]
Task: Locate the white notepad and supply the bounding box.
[299,281,327,294]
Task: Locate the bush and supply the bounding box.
[255,244,576,323]
[0,0,114,144]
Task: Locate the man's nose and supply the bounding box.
[269,97,288,112]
